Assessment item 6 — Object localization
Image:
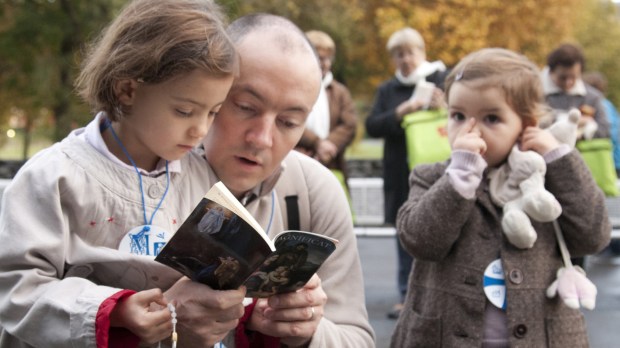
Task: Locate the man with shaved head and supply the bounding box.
[166,13,375,348]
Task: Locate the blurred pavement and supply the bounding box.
[357,235,620,348]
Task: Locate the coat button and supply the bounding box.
[513,324,528,338]
[464,275,478,286]
[148,184,162,198]
[509,269,523,284]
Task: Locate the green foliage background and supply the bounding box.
[1,0,619,157]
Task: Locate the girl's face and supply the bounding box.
[447,81,524,168]
[391,45,425,77]
[113,69,234,171]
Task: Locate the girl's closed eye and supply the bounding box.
[176,109,192,117]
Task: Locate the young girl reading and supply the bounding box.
[391,48,611,347]
[0,0,238,346]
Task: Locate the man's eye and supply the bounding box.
[279,119,298,129]
[236,103,255,113]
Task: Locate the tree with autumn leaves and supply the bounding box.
[1,0,619,146]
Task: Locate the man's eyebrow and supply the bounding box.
[236,84,310,114]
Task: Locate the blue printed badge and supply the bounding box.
[483,258,507,310]
[118,225,171,257]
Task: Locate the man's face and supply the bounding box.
[550,63,581,92]
[203,32,321,198]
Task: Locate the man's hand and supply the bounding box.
[248,274,327,347]
[165,277,246,346]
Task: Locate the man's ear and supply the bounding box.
[113,79,139,106]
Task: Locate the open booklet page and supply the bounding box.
[155,195,274,290]
[244,230,337,297]
[155,182,338,296]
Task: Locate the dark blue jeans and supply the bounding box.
[396,236,413,302]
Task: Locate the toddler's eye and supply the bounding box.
[450,112,466,121]
[485,114,500,124]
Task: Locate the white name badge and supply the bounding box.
[118,225,172,257]
[483,258,507,310]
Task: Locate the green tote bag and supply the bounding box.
[576,138,619,197]
[401,109,452,171]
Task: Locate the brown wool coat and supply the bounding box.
[391,150,611,348]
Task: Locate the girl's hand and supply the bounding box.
[110,288,173,344]
[451,118,487,155]
[520,126,560,155]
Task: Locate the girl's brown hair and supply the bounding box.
[75,0,237,121]
[445,48,545,127]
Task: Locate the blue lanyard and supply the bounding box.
[106,120,170,232]
[265,191,275,235]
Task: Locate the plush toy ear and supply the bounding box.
[547,108,580,148]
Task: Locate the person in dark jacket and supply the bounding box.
[365,27,448,319]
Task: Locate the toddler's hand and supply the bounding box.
[451,118,487,155]
[110,288,173,344]
[520,126,560,155]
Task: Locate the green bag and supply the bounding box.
[401,109,451,171]
[576,138,619,197]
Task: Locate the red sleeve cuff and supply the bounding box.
[96,289,141,348]
[235,299,280,348]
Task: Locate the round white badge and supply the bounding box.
[483,258,507,310]
[118,225,172,257]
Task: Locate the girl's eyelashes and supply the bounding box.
[176,109,192,117]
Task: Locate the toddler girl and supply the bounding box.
[391,48,610,347]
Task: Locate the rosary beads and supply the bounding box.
[168,303,178,348]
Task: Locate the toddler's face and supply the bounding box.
[447,81,523,168]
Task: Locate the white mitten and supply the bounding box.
[546,265,597,310]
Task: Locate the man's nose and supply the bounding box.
[246,116,274,148]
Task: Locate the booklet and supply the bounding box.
[155,181,338,297]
